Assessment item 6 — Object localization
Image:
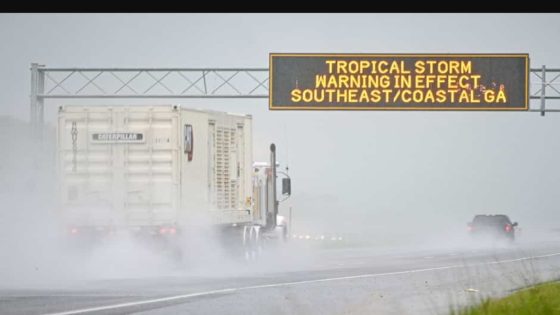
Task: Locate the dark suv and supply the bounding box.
[467,215,518,241]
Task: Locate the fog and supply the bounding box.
[1,14,560,290]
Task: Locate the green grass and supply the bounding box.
[453,281,560,315]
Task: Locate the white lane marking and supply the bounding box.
[42,289,238,315]
[43,251,560,315]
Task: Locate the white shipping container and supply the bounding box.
[57,105,254,228]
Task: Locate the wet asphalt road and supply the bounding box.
[2,236,560,315]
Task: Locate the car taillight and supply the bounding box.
[467,224,473,232]
[70,227,79,235]
[505,224,512,232]
[159,226,177,235]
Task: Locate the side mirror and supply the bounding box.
[512,222,518,227]
[282,178,291,196]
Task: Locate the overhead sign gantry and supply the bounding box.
[28,55,560,135]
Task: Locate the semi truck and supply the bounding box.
[56,105,288,254]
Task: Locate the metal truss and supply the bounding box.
[529,66,560,115]
[29,63,269,127]
[29,63,560,131]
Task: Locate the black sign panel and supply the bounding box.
[269,54,529,110]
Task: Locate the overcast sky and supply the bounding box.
[1,13,560,234]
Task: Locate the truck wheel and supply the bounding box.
[243,225,262,261]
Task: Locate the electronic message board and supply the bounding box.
[269,54,529,110]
